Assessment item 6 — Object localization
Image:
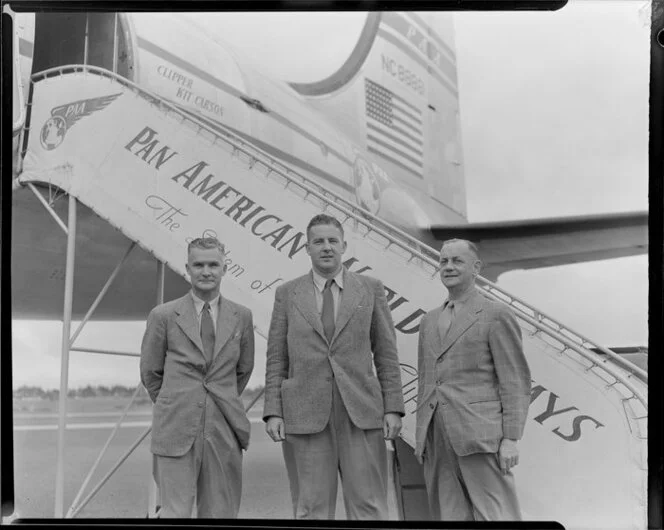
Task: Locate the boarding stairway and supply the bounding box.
[17,66,648,528]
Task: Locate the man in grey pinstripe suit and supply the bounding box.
[141,237,255,518]
[414,239,531,521]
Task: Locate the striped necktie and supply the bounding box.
[322,279,335,342]
[201,302,215,363]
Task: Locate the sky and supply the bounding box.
[11,1,650,390]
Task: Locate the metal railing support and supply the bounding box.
[54,195,77,517]
[83,15,89,66]
[242,326,268,414]
[243,387,265,414]
[156,262,165,305]
[70,347,140,357]
[69,242,137,347]
[112,13,118,74]
[61,257,159,518]
[26,183,69,235]
[66,384,144,517]
[68,427,152,518]
[254,326,268,341]
[147,261,165,518]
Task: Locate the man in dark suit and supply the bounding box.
[415,239,531,521]
[140,237,254,518]
[263,213,405,520]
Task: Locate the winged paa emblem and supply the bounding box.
[40,93,123,151]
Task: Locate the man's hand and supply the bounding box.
[265,416,285,442]
[383,413,402,440]
[497,438,519,474]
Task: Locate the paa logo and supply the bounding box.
[40,93,122,150]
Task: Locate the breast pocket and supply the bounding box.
[223,331,242,360]
[460,326,490,352]
[354,303,373,322]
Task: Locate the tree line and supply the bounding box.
[13,384,265,400]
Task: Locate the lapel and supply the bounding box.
[292,273,326,342]
[212,296,238,362]
[174,294,205,360]
[331,269,366,344]
[425,306,444,359]
[437,290,484,359]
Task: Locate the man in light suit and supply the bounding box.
[141,237,254,518]
[263,213,405,520]
[415,239,531,521]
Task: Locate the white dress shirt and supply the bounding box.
[312,268,344,322]
[444,285,478,319]
[190,291,220,333]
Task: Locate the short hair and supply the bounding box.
[440,238,480,261]
[188,237,226,256]
[306,214,344,241]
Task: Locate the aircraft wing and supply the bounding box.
[425,211,648,281]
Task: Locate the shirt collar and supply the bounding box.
[312,267,344,293]
[190,291,220,314]
[445,285,477,308]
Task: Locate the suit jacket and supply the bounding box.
[263,268,405,434]
[140,293,255,456]
[414,288,531,459]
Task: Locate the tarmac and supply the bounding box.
[9,406,400,520]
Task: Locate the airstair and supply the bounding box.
[16,66,647,528]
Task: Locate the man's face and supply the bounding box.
[306,223,347,276]
[439,241,481,292]
[186,247,227,298]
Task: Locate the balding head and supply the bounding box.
[440,238,480,262]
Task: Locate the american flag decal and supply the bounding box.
[365,79,424,178]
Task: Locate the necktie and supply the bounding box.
[438,301,455,340]
[322,279,336,342]
[201,302,215,363]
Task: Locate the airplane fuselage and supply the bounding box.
[15,12,467,234]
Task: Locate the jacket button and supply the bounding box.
[436,379,442,386]
[429,403,435,409]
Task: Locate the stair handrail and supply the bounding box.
[476,278,648,382]
[198,109,649,384]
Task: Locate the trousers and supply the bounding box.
[423,405,521,521]
[154,394,242,518]
[281,381,389,519]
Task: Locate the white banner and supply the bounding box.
[21,71,646,529]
